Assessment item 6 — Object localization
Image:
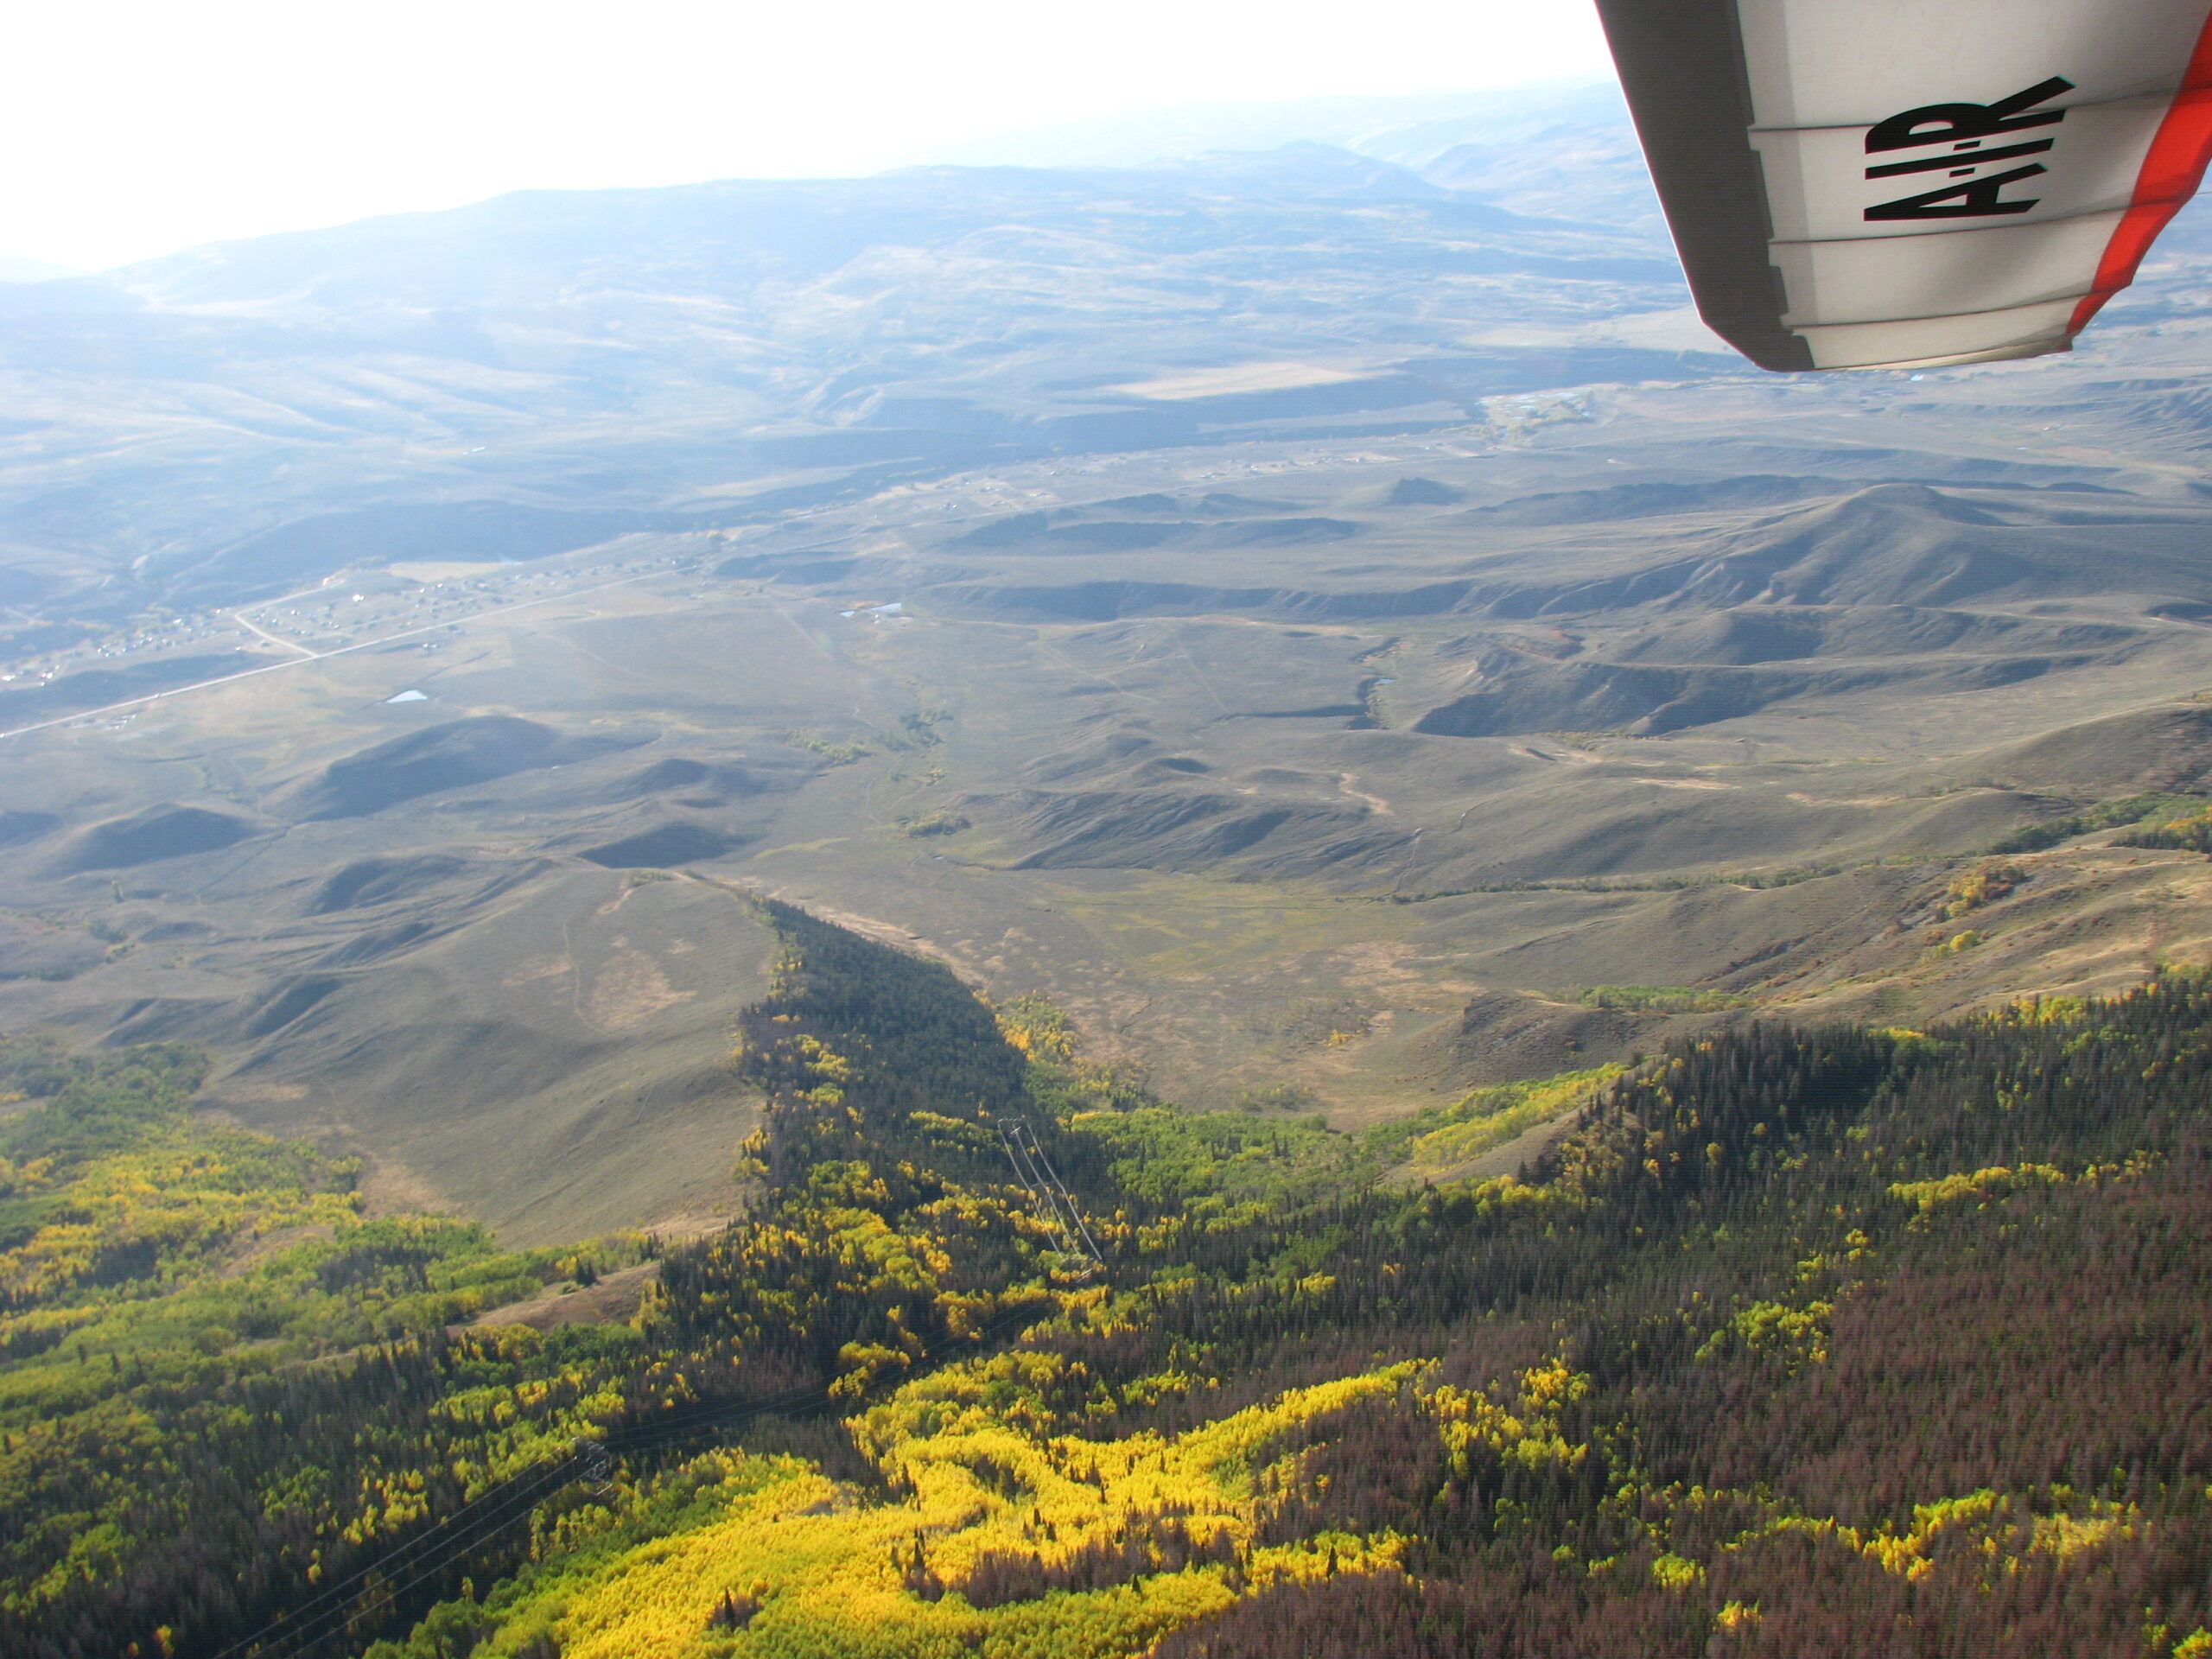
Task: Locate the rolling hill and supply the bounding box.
[4,92,2212,1240]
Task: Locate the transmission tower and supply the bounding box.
[997,1118,1103,1268]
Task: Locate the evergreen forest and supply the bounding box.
[6,898,2212,1657]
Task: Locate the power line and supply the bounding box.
[209,1454,582,1659]
[209,1297,1068,1658]
[998,1117,1103,1267]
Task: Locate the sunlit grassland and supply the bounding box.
[1022,874,1397,977]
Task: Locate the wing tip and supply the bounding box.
[1832,337,2076,373]
[1722,332,2076,374]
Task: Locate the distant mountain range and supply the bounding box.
[0,255,80,283]
[913,79,1662,226]
[10,77,2209,629]
[0,92,1698,625]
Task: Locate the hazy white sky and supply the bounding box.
[2,0,1611,270]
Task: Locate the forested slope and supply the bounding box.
[6,902,2212,1657]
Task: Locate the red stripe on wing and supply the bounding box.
[2069,7,2212,334]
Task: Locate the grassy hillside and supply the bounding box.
[6,902,2212,1657]
[12,130,2212,1242]
[19,342,2212,1220]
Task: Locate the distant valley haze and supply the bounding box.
[0,0,1611,270]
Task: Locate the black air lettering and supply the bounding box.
[1866,76,2074,153]
[1865,137,2054,180]
[1863,78,2072,220]
[1865,162,2047,220]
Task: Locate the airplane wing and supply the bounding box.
[1596,0,2212,369]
